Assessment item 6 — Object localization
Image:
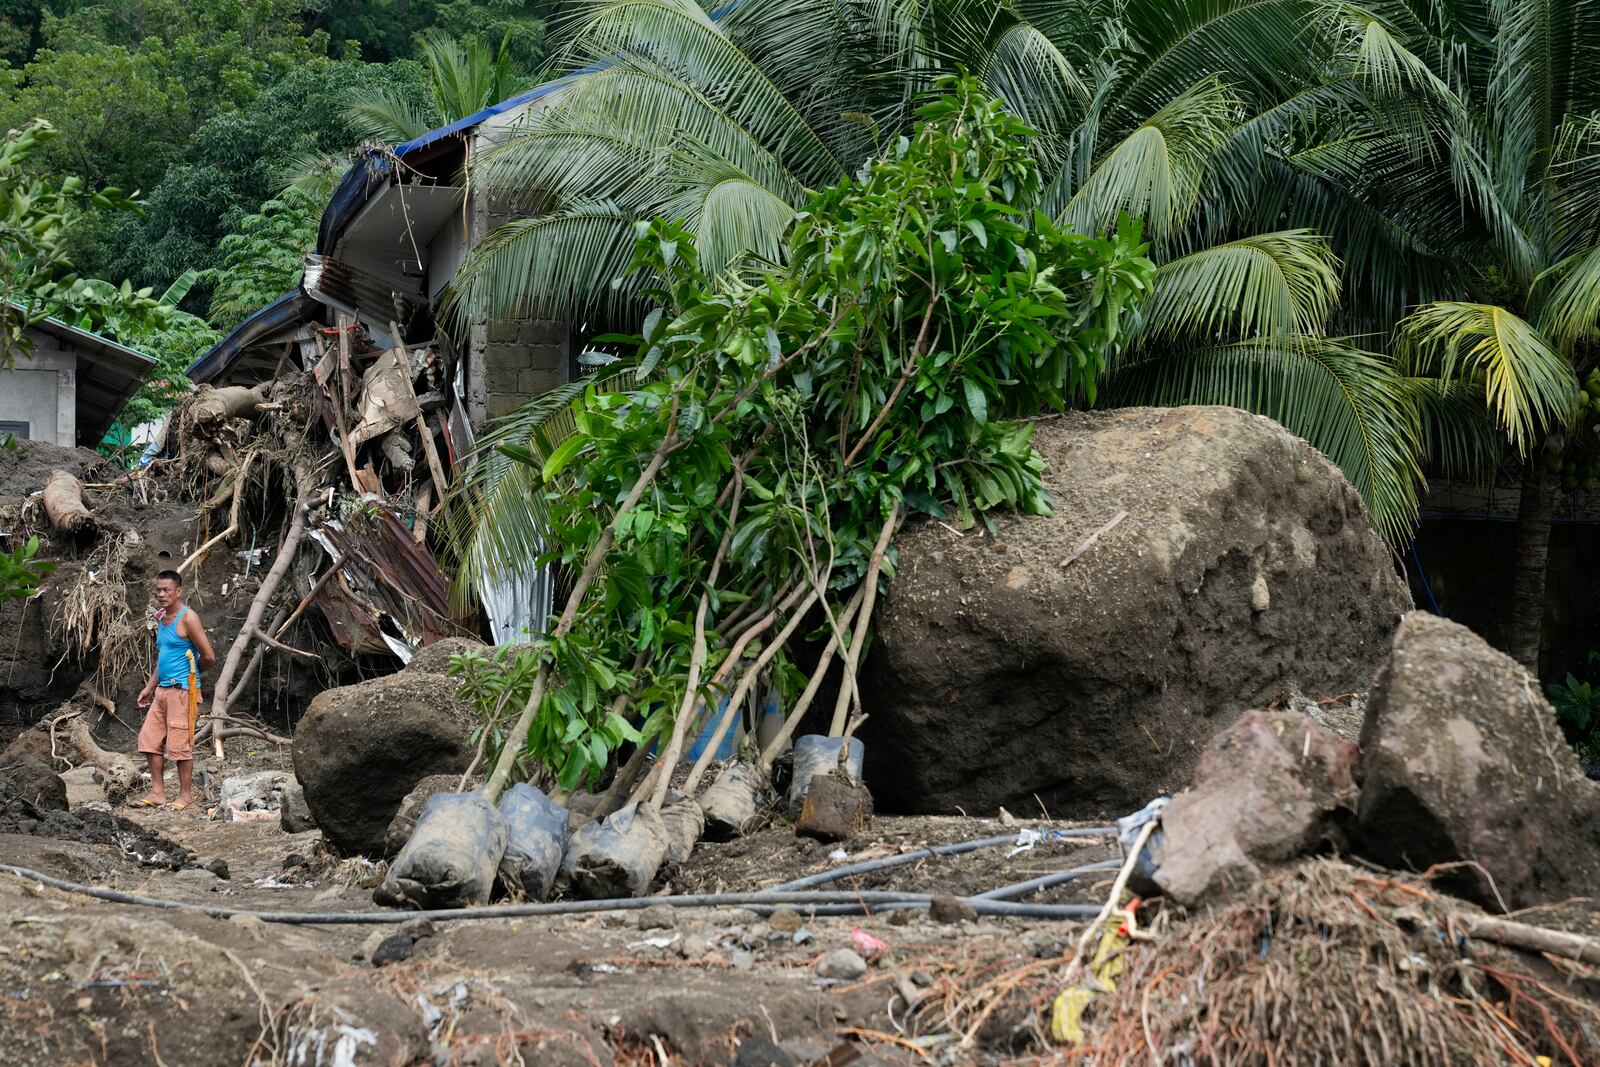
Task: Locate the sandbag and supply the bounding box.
[699,761,765,840]
[787,735,863,813]
[560,802,668,899]
[374,792,506,909]
[496,783,567,902]
[659,791,706,867]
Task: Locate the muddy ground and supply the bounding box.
[0,747,1125,1067]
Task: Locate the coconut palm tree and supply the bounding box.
[1308,0,1599,669]
[446,0,1436,547]
[347,29,529,145]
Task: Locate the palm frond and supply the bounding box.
[1100,336,1424,542]
[980,17,1091,139]
[1142,230,1341,346]
[1403,375,1505,484]
[659,152,800,277]
[440,202,648,326]
[1398,300,1576,453]
[346,86,440,144]
[1534,243,1600,355]
[1057,76,1237,241]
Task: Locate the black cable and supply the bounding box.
[972,859,1123,900]
[0,864,1099,923]
[765,826,1120,892]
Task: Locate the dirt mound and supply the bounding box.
[1358,612,1600,908]
[860,406,1411,816]
[0,770,189,868]
[293,672,478,854]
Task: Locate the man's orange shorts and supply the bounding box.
[137,686,194,761]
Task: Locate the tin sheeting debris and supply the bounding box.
[308,508,474,660]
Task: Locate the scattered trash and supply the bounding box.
[850,928,888,956]
[1007,828,1042,857]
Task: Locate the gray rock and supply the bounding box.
[219,770,290,816]
[1357,613,1600,908]
[730,949,756,972]
[60,766,105,811]
[399,916,437,942]
[815,948,868,981]
[928,896,977,923]
[861,407,1410,815]
[371,933,414,966]
[357,930,387,961]
[279,777,316,834]
[637,903,677,930]
[203,857,230,880]
[678,934,710,959]
[172,867,215,892]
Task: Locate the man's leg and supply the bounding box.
[145,753,166,803]
[175,759,193,807]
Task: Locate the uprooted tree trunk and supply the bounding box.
[189,382,271,429]
[54,710,141,803]
[200,455,314,757]
[43,470,94,535]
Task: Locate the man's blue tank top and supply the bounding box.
[157,606,195,686]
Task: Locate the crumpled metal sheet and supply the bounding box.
[309,508,475,660]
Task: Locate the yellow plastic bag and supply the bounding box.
[1050,908,1134,1045]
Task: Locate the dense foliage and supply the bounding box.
[448,81,1153,796]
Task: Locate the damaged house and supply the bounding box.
[187,81,588,648]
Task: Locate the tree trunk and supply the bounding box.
[1509,459,1554,673]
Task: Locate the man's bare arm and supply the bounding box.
[182,612,218,671]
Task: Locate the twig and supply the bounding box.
[1458,913,1600,965]
[272,549,351,639]
[249,627,318,661]
[828,506,901,736]
[178,450,257,575]
[1060,510,1127,568]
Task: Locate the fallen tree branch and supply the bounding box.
[178,450,257,576]
[249,627,317,661]
[1457,913,1600,965]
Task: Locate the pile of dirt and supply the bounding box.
[0,770,190,869]
[861,406,1411,817]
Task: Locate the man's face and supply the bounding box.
[154,578,180,611]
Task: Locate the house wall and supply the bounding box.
[0,336,75,445]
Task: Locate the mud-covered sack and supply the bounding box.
[787,735,863,813]
[374,791,506,909]
[699,761,765,840]
[496,782,567,901]
[560,802,668,899]
[659,791,705,867]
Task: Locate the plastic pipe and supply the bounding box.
[972,859,1123,899]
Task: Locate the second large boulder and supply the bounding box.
[292,672,477,854]
[861,406,1410,816]
[1358,612,1600,908]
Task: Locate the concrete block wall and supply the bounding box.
[483,317,569,420]
[0,336,74,445]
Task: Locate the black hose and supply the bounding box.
[973,859,1123,900]
[765,825,1119,892]
[0,864,1099,923]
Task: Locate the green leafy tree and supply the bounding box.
[305,0,545,65]
[0,534,53,603]
[446,0,1429,540]
[203,188,321,329]
[446,79,1154,798]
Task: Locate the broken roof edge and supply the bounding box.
[186,291,319,384]
[7,302,159,369]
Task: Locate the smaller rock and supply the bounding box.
[203,858,230,880]
[371,933,414,966]
[768,907,803,934]
[730,949,756,972]
[794,772,872,842]
[746,921,770,941]
[399,917,437,942]
[678,934,711,959]
[228,914,267,938]
[357,930,387,961]
[815,948,868,981]
[279,778,316,834]
[791,928,814,945]
[928,896,977,924]
[1021,930,1062,958]
[282,852,307,870]
[172,868,215,892]
[637,903,677,931]
[886,908,913,927]
[60,766,105,811]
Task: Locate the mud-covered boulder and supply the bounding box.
[279,777,316,834]
[1357,612,1600,908]
[1153,710,1358,905]
[292,673,477,854]
[861,407,1410,816]
[402,636,487,676]
[0,755,68,812]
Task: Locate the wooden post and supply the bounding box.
[389,323,449,495]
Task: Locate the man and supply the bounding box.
[132,570,216,810]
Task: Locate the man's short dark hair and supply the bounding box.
[156,570,182,587]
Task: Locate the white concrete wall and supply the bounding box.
[0,335,74,445]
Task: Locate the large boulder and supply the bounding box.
[1152,710,1358,905]
[292,672,477,854]
[1357,612,1600,908]
[861,407,1410,815]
